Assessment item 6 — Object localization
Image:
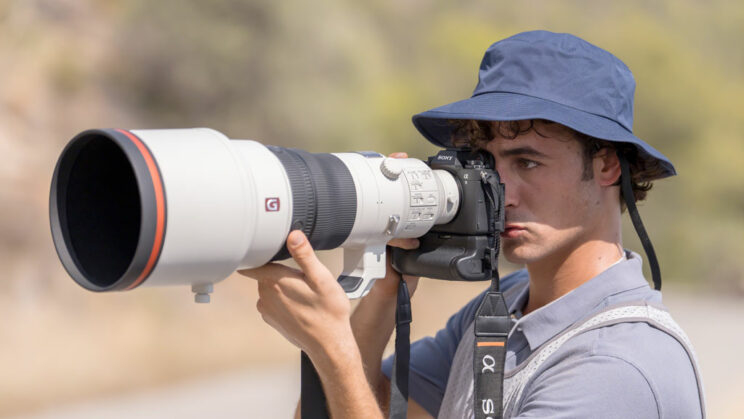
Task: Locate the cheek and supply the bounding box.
[519,182,594,237]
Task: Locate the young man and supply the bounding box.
[240,31,705,418]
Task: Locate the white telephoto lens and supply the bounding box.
[50,128,460,300]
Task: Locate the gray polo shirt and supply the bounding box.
[382,250,704,418]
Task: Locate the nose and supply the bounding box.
[495,167,518,208]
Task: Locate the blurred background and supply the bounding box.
[1,0,743,417]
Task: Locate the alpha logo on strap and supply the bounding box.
[473,291,510,419]
[481,355,496,373]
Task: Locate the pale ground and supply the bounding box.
[6,281,743,419]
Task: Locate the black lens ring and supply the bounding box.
[268,147,357,261]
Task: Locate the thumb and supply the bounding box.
[287,230,330,285]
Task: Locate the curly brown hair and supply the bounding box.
[449,119,666,208]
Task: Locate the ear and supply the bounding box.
[593,148,621,186]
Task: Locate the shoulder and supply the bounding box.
[521,315,704,418]
[517,351,661,418]
[591,320,703,417]
[500,268,530,291]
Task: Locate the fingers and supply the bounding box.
[402,274,419,283]
[238,263,312,297]
[238,263,297,282]
[387,238,420,250]
[286,230,331,287]
[388,152,408,158]
[384,249,402,280]
[237,231,333,293]
[239,263,305,297]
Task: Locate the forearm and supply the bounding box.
[291,287,399,418]
[309,335,384,419]
[350,287,398,403]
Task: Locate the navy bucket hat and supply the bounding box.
[413,30,676,181]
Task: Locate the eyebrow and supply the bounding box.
[498,146,550,159]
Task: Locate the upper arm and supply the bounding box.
[513,354,660,419]
[407,391,435,419]
[378,375,435,419]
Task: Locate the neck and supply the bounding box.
[523,238,623,316]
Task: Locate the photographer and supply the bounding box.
[240,30,704,418]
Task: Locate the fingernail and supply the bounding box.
[289,231,304,247]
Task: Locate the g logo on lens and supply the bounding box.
[265,197,280,212]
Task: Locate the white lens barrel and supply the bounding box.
[331,153,460,298]
[334,154,460,247]
[230,140,294,269]
[130,130,295,287]
[51,128,461,297]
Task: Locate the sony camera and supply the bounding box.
[50,128,504,302]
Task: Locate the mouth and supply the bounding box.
[500,224,526,239]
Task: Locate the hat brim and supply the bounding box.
[412,92,676,181]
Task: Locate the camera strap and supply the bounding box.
[619,154,661,290]
[389,279,412,419]
[300,351,329,418]
[472,170,510,419]
[473,287,510,419]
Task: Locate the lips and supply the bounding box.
[500,224,526,239]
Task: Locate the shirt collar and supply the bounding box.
[512,250,651,350]
[504,276,529,317]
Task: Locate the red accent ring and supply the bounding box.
[116,129,166,289]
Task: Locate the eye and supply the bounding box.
[518,159,540,169]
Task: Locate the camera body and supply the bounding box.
[393,149,505,282]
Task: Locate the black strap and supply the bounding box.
[618,154,662,290]
[301,351,329,418]
[472,169,509,419]
[474,289,510,419]
[389,280,412,418]
[480,171,505,285]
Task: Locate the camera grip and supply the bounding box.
[391,233,492,281]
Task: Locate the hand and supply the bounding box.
[245,232,384,419]
[238,230,353,357]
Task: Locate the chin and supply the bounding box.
[502,242,547,265]
[502,247,532,265]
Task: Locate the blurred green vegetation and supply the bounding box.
[4,0,744,290]
[96,0,744,289]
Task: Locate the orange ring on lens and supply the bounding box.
[116,129,166,289]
